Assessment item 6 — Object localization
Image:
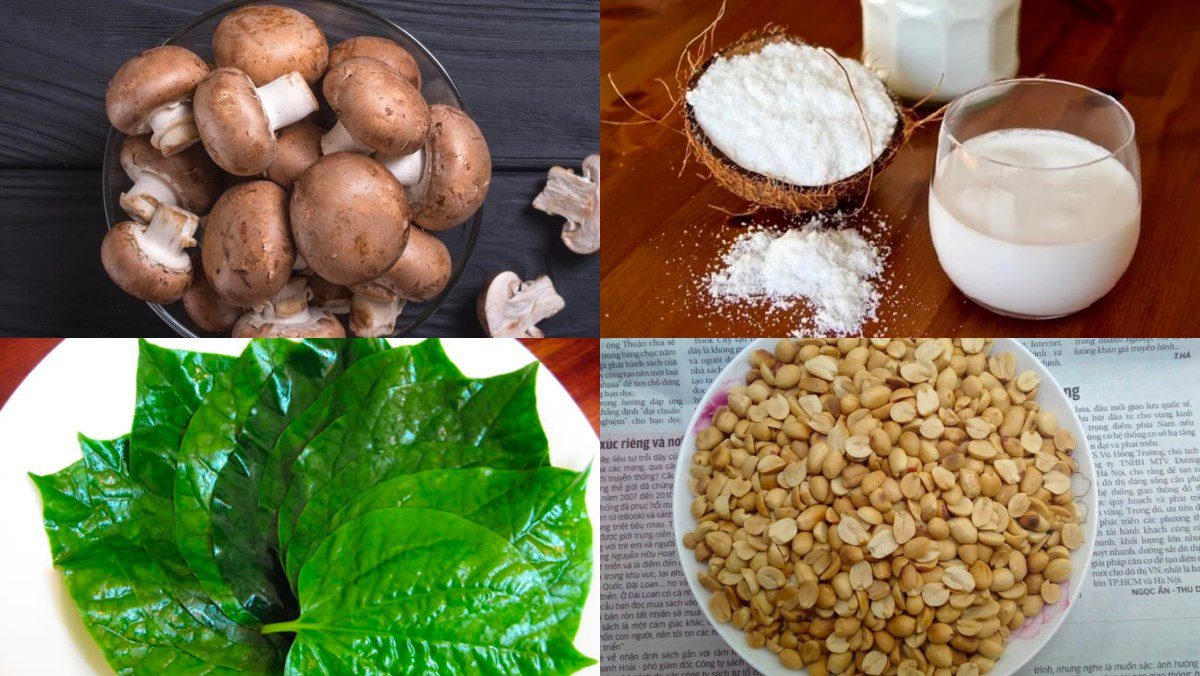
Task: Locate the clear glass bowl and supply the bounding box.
[102,0,481,336]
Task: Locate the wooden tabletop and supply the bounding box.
[0,338,599,433]
[600,0,1200,337]
[0,0,598,337]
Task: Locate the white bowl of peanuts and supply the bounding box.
[674,339,1097,676]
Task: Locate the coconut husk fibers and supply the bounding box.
[683,31,912,214]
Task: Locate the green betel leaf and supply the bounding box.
[127,340,298,633]
[264,508,593,676]
[286,467,592,637]
[122,342,287,640]
[257,339,462,549]
[128,340,239,494]
[276,364,549,552]
[282,441,524,585]
[29,461,92,564]
[33,436,282,674]
[174,340,384,627]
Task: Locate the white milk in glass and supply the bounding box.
[929,129,1140,318]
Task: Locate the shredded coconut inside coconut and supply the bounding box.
[706,212,888,335]
[686,42,897,187]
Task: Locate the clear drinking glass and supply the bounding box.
[928,78,1140,319]
[102,0,481,336]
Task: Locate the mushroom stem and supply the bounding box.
[534,166,593,224]
[532,155,600,255]
[349,294,404,337]
[477,272,565,338]
[147,100,201,156]
[320,120,374,155]
[257,72,319,133]
[137,204,199,270]
[253,277,314,325]
[377,147,427,201]
[120,171,180,223]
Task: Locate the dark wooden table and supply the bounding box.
[600,0,1200,337]
[0,338,599,432]
[0,0,598,337]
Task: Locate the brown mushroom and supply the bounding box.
[232,277,344,337]
[101,203,198,304]
[320,57,429,156]
[533,154,599,255]
[193,68,319,176]
[201,181,296,307]
[182,256,240,333]
[106,45,209,156]
[349,294,404,337]
[212,5,328,86]
[476,272,565,338]
[118,135,221,223]
[290,152,410,285]
[349,227,451,303]
[264,120,324,190]
[328,36,421,89]
[415,104,492,231]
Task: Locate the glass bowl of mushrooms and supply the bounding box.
[101,0,483,336]
[673,339,1097,676]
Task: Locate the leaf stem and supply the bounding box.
[261,620,302,635]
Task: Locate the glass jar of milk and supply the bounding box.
[861,0,1021,102]
[929,78,1140,319]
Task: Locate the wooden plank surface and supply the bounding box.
[600,0,1200,337]
[0,0,598,337]
[0,338,600,433]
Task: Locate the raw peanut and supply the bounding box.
[892,511,916,544]
[709,592,732,622]
[1044,558,1072,583]
[769,519,799,545]
[846,435,873,460]
[837,517,870,546]
[1061,522,1084,549]
[943,567,976,592]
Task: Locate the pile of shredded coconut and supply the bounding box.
[705,212,888,335]
[686,41,897,187]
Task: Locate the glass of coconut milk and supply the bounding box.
[928,78,1140,319]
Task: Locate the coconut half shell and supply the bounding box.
[683,32,909,213]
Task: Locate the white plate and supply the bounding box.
[672,338,1098,676]
[0,338,599,676]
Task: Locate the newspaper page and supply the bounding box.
[600,339,1200,675]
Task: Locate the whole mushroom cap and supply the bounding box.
[182,257,240,333]
[323,57,429,156]
[415,104,492,231]
[202,181,296,306]
[264,120,324,190]
[120,135,222,215]
[193,68,275,176]
[106,46,209,135]
[291,153,411,286]
[101,221,193,304]
[212,5,328,86]
[349,227,451,303]
[329,36,422,89]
